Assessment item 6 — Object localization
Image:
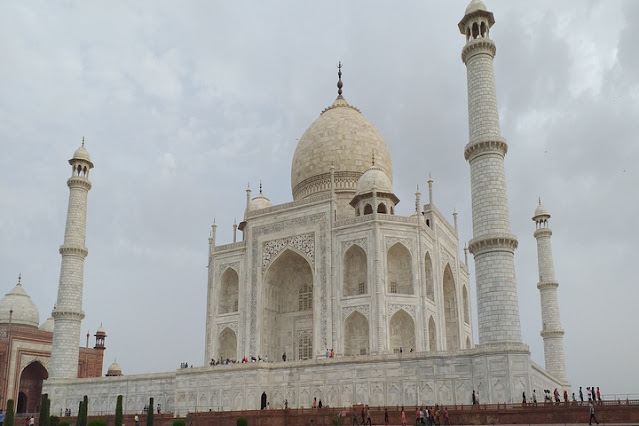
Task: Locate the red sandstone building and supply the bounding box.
[0,277,107,413]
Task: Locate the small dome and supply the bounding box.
[0,281,40,328]
[356,165,392,195]
[96,325,106,335]
[465,0,487,15]
[248,194,272,212]
[106,361,122,376]
[73,145,91,162]
[39,316,55,332]
[533,202,550,220]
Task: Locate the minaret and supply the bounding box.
[533,201,567,382]
[459,1,522,344]
[50,139,94,378]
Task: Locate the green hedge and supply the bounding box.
[58,421,70,426]
[172,420,185,426]
[87,419,106,426]
[5,399,15,426]
[236,418,248,426]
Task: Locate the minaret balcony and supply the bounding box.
[468,233,518,256]
[461,37,496,63]
[67,176,92,190]
[464,138,508,161]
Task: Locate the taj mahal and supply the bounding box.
[16,0,571,415]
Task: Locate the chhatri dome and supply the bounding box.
[0,275,40,328]
[356,160,393,195]
[247,183,272,212]
[291,63,392,202]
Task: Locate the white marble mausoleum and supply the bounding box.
[42,0,570,415]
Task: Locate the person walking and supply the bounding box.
[580,386,584,402]
[384,408,389,426]
[442,407,450,426]
[588,401,599,425]
[352,408,358,426]
[401,406,407,426]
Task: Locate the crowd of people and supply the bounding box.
[520,386,604,405]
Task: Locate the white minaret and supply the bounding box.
[459,1,522,344]
[50,140,94,379]
[533,201,567,382]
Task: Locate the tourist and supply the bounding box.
[0,409,5,426]
[264,354,268,362]
[384,408,389,426]
[319,399,323,409]
[580,386,584,402]
[326,348,330,358]
[434,405,441,426]
[282,352,286,362]
[572,392,576,402]
[134,416,139,426]
[532,389,537,404]
[353,408,358,426]
[472,389,477,405]
[588,401,599,425]
[28,417,34,426]
[361,406,366,426]
[591,386,596,402]
[596,386,602,402]
[522,391,526,404]
[419,407,424,424]
[313,397,317,409]
[366,406,372,426]
[442,407,450,426]
[284,399,288,409]
[401,406,407,426]
[266,401,270,410]
[564,389,568,403]
[415,406,420,425]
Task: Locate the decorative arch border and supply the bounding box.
[385,237,413,254]
[19,355,49,375]
[341,238,368,254]
[262,233,315,273]
[218,262,240,279]
[341,305,370,322]
[216,322,239,335]
[388,304,416,321]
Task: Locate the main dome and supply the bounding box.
[291,95,392,200]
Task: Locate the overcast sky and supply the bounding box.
[1,1,638,397]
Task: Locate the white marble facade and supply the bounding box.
[43,0,569,414]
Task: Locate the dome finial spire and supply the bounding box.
[337,61,343,97]
[259,180,263,195]
[371,152,375,166]
[17,273,21,285]
[82,136,85,147]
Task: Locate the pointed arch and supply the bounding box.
[344,311,369,356]
[18,360,48,413]
[462,285,470,324]
[387,243,413,294]
[424,252,434,301]
[298,331,312,360]
[263,249,314,361]
[428,316,437,351]
[364,204,373,215]
[389,310,415,353]
[219,268,239,314]
[343,245,367,297]
[218,327,237,361]
[377,203,387,214]
[443,264,460,350]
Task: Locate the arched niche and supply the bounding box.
[218,327,237,361]
[387,243,413,294]
[443,264,460,350]
[428,316,437,351]
[219,268,239,314]
[424,252,434,301]
[18,361,48,413]
[377,203,387,214]
[364,204,373,215]
[344,311,369,356]
[462,285,470,324]
[343,245,367,297]
[389,310,415,353]
[262,249,314,361]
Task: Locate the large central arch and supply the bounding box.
[389,310,415,353]
[219,268,239,314]
[387,243,413,294]
[18,361,48,413]
[344,311,369,356]
[262,249,314,361]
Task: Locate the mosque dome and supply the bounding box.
[39,316,55,332]
[356,165,392,195]
[0,280,40,328]
[465,0,487,15]
[106,361,123,376]
[291,77,392,201]
[248,193,272,212]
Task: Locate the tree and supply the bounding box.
[77,396,88,426]
[115,395,123,426]
[5,399,15,426]
[39,394,51,426]
[146,398,154,426]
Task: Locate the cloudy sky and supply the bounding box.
[1,0,637,397]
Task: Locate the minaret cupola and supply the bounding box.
[458,0,495,42]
